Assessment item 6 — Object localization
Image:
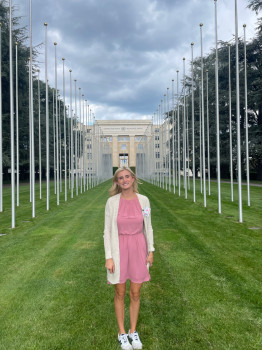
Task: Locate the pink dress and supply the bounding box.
[117,196,150,284]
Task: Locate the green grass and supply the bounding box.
[0,180,261,349]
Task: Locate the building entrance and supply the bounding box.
[119,154,129,167]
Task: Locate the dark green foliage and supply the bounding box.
[130,166,136,174]
[0,1,70,182]
[248,0,262,31]
[183,4,262,180]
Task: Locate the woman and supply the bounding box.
[104,166,155,350]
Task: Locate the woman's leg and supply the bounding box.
[129,282,143,333]
[115,283,127,334]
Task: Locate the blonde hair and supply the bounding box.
[109,166,140,197]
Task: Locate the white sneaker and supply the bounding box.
[118,333,132,350]
[128,330,143,349]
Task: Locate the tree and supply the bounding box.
[0,1,70,181]
[183,34,262,179]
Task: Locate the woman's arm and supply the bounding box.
[146,252,154,267]
[105,258,115,273]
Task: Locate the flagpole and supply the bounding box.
[172,79,175,193]
[206,69,211,196]
[68,105,70,191]
[199,77,202,194]
[29,0,35,218]
[90,109,93,188]
[85,99,88,190]
[167,87,171,192]
[62,58,67,201]
[187,97,190,189]
[228,43,233,202]
[87,103,90,190]
[74,80,78,196]
[54,42,59,205]
[69,69,74,198]
[215,0,221,214]
[243,24,250,207]
[83,96,86,192]
[53,88,56,195]
[82,94,85,191]
[59,93,62,193]
[44,22,49,210]
[0,22,2,212]
[183,58,187,199]
[235,0,243,222]
[177,70,181,196]
[191,43,196,202]
[9,0,15,227]
[200,23,206,207]
[158,105,160,187]
[164,94,167,190]
[29,57,32,202]
[79,88,82,194]
[153,114,156,185]
[37,69,42,199]
[160,101,163,188]
[15,41,19,206]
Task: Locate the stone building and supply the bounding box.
[93,119,153,168]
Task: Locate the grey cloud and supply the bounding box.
[16,0,257,120]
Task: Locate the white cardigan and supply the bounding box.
[103,193,155,284]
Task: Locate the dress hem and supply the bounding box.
[107,276,151,285]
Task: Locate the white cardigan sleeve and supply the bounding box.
[103,198,113,260]
[144,197,155,253]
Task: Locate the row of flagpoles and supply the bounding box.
[0,0,113,228]
[0,0,253,227]
[136,0,250,223]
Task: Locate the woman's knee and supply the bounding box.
[115,284,126,301]
[129,289,140,302]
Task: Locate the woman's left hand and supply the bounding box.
[146,252,154,267]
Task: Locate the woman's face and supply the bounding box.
[116,170,135,191]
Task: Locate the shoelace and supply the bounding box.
[119,334,129,344]
[132,332,140,342]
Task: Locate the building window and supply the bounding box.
[121,144,126,150]
[138,144,143,150]
[135,136,146,142]
[100,135,112,142]
[118,135,129,142]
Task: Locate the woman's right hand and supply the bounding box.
[105,258,115,274]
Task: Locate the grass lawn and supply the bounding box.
[0,180,261,349]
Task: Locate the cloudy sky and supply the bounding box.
[15,0,258,121]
